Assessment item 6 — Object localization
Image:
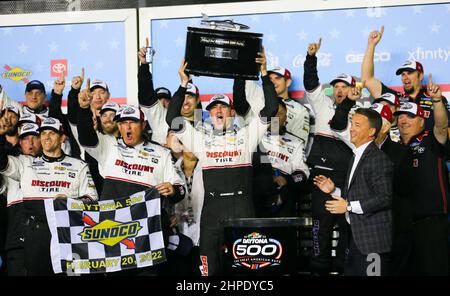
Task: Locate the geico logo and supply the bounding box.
[293,52,332,68]
[346,52,391,63]
[52,63,66,74]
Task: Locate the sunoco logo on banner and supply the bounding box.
[232,232,283,269]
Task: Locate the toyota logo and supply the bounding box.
[52,63,66,74]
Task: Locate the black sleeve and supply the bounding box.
[167,184,185,204]
[48,90,64,121]
[0,135,8,171]
[303,53,320,91]
[259,75,278,120]
[165,85,186,131]
[380,83,400,96]
[138,63,158,107]
[67,87,80,124]
[329,98,356,131]
[76,107,98,147]
[232,79,251,117]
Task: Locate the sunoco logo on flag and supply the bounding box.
[44,188,166,274]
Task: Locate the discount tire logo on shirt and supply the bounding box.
[232,232,283,270]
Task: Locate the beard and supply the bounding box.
[404,84,415,95]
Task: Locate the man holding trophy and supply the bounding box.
[166,32,278,274]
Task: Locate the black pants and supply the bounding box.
[23,217,54,276]
[160,246,201,276]
[310,168,348,274]
[411,215,449,275]
[6,248,26,276]
[344,236,390,276]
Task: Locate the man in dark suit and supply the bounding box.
[314,108,393,276]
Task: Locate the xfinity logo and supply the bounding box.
[408,47,450,62]
[346,52,391,64]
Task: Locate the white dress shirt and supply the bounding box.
[333,140,373,223]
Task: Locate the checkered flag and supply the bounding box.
[44,188,166,274]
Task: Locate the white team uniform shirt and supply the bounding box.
[0,154,98,201]
[260,131,310,180]
[140,101,169,146]
[243,81,310,145]
[82,133,184,188]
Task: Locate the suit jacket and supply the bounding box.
[343,141,394,255]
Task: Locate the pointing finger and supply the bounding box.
[146,37,149,48]
[318,37,322,48]
[428,73,433,87]
[81,67,85,81]
[86,78,90,91]
[380,25,384,36]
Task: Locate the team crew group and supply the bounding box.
[0,26,448,276]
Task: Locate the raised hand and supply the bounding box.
[71,67,85,90]
[347,83,363,101]
[427,73,442,100]
[307,37,322,56]
[178,58,190,87]
[53,73,66,95]
[313,175,336,194]
[78,78,93,109]
[368,25,384,46]
[255,46,267,76]
[138,37,155,64]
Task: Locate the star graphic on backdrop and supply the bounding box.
[18,43,29,54]
[35,63,43,73]
[94,24,103,31]
[79,40,89,51]
[2,28,12,36]
[63,25,73,32]
[174,36,184,47]
[313,11,324,19]
[33,26,43,34]
[412,6,422,14]
[95,61,104,70]
[329,28,340,39]
[160,20,169,29]
[297,29,308,41]
[429,22,440,34]
[345,10,355,18]
[250,15,261,23]
[49,41,59,52]
[362,26,371,37]
[267,31,277,42]
[109,39,119,50]
[282,13,291,22]
[161,57,171,68]
[394,24,406,35]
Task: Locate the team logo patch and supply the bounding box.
[122,107,136,115]
[79,214,142,249]
[2,65,32,82]
[232,232,283,270]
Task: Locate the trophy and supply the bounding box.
[185,15,263,80]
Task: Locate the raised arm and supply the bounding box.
[138,38,159,108]
[257,48,277,120]
[67,68,85,124]
[303,38,321,92]
[428,74,449,144]
[77,79,99,147]
[361,26,384,98]
[232,79,251,117]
